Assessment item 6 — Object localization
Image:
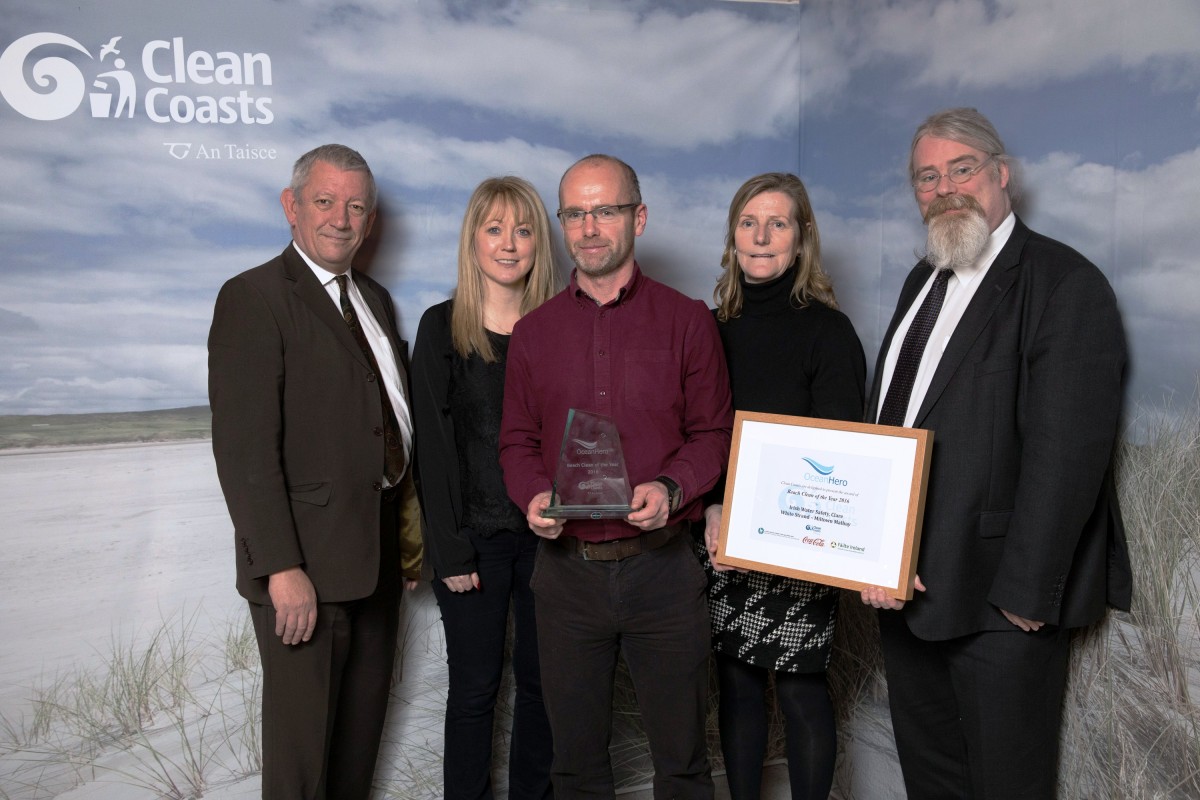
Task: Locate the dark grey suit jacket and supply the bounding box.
[867,217,1132,640]
[209,244,412,606]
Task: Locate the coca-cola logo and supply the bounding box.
[802,536,825,547]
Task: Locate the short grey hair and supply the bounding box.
[909,108,1018,200]
[290,144,378,211]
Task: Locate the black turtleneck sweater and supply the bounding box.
[717,267,865,423]
[705,267,867,672]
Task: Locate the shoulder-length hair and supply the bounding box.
[451,176,559,361]
[713,172,836,322]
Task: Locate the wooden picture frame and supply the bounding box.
[717,411,933,600]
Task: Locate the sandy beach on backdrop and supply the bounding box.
[0,440,901,799]
[0,442,246,706]
[0,441,465,798]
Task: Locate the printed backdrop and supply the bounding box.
[2,0,1197,419]
[1,1,1198,797]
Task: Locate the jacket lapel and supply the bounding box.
[281,245,371,370]
[868,262,932,419]
[912,218,1030,427]
[355,273,409,388]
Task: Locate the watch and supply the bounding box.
[654,475,682,514]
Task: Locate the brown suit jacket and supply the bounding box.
[209,244,421,606]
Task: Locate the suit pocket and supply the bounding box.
[288,482,331,506]
[973,354,1019,377]
[978,509,1012,539]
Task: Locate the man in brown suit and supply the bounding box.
[209,143,421,799]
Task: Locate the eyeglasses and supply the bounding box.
[911,157,994,193]
[556,203,638,228]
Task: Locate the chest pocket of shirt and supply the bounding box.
[624,349,677,411]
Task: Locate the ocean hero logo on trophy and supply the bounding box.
[543,409,634,519]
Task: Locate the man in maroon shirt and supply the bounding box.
[499,154,732,798]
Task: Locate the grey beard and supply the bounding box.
[925,210,990,270]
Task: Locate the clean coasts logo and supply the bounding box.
[0,32,274,124]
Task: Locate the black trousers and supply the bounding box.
[250,498,401,800]
[532,532,714,799]
[878,611,1071,800]
[432,527,553,800]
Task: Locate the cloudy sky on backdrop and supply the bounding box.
[1,0,1197,427]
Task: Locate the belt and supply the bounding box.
[562,521,687,562]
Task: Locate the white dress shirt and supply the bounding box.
[295,243,414,478]
[876,212,1016,427]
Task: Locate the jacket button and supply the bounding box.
[373,426,384,436]
[372,482,383,492]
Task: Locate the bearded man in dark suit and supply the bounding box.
[209,143,421,800]
[861,108,1131,798]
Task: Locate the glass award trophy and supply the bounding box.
[543,408,634,519]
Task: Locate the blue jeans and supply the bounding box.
[432,527,552,800]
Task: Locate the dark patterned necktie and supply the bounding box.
[878,267,952,427]
[335,274,405,484]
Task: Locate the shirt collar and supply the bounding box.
[569,262,644,307]
[948,212,1016,287]
[292,240,349,287]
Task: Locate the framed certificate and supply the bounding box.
[717,411,933,600]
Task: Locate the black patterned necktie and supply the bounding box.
[335,274,405,484]
[878,267,952,427]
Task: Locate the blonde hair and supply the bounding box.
[451,176,559,361]
[713,173,836,322]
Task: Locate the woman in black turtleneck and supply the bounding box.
[702,173,865,800]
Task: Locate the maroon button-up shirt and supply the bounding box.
[500,265,733,542]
